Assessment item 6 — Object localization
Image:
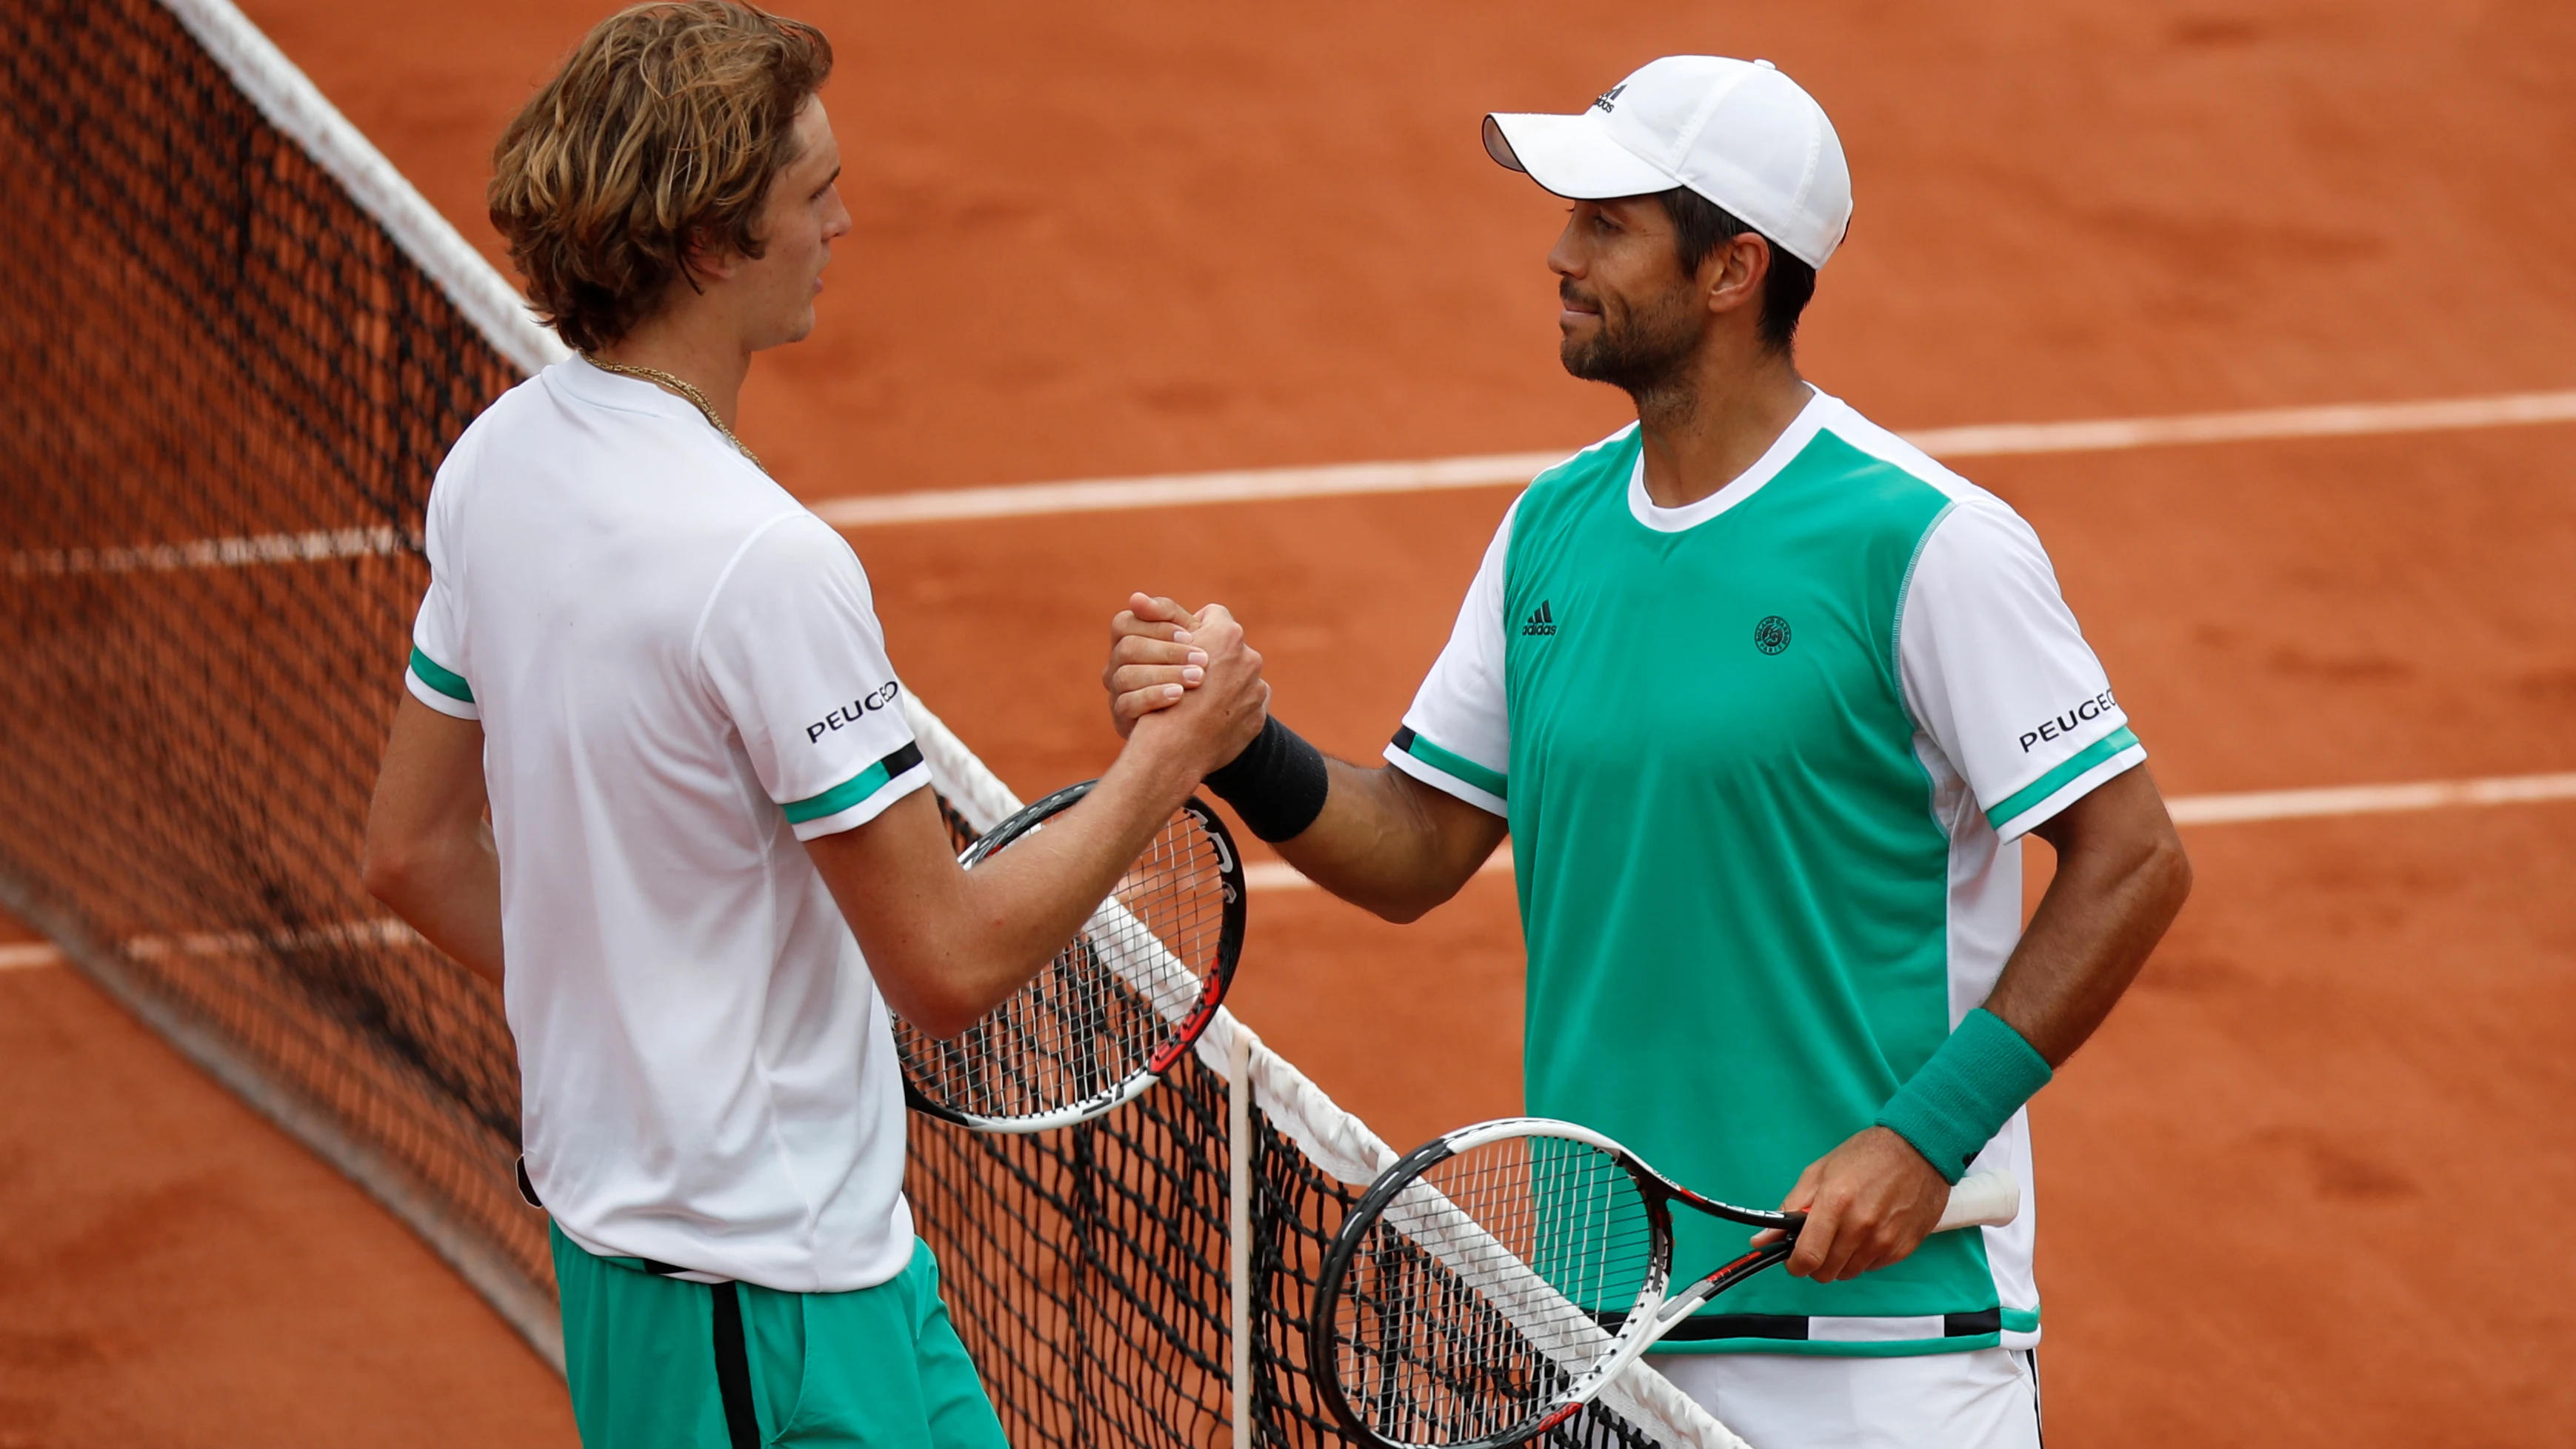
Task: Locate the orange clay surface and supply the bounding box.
[8,0,2576,1443]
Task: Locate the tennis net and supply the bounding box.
[0,2,1678,1445]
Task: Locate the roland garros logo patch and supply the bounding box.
[1754,616,1791,655]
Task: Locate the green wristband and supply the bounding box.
[1874,1008,2053,1184]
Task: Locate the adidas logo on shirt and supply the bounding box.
[1522,601,1558,637]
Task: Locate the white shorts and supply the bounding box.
[1644,1348,2041,1449]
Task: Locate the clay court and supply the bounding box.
[4,0,2575,1443]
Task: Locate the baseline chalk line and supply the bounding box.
[20,390,2571,573]
[1241,768,2576,890]
[2162,770,2576,825]
[0,919,424,973]
[0,942,66,972]
[815,387,2576,527]
[7,526,410,579]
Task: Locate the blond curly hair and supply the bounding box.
[488,1,832,353]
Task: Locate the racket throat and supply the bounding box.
[1655,1242,1797,1328]
[1653,1285,1718,1328]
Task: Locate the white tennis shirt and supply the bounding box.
[405,356,928,1291]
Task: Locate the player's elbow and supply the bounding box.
[2108,818,2192,945]
[873,955,988,1040]
[1366,889,1444,926]
[1342,872,1471,925]
[360,833,421,909]
[903,997,981,1041]
[2144,827,2193,917]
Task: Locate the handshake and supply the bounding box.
[1097,590,1273,782]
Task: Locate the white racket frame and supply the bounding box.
[1328,1116,2022,1449]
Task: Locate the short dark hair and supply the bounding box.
[1656,187,1816,354]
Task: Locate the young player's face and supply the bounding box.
[1546,196,1704,395]
[738,97,850,350]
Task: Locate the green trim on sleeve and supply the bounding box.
[1985,726,2139,830]
[1392,727,1506,801]
[407,646,474,703]
[1875,1008,2054,1184]
[781,742,924,824]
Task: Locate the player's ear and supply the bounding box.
[1705,231,1769,318]
[680,227,738,286]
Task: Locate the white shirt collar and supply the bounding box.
[545,353,706,423]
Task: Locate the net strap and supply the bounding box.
[902,694,1742,1449]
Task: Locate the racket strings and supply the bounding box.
[895,805,1232,1122]
[1333,1135,1655,1445]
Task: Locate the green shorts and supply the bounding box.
[551,1223,1007,1448]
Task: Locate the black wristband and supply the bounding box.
[1201,716,1329,842]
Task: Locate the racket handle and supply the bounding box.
[1933,1169,2021,1231]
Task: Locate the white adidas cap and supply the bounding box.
[1483,56,1852,270]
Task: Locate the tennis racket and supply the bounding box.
[1312,1117,2023,1449]
[894,779,1246,1133]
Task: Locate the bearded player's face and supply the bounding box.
[1546,196,1706,396]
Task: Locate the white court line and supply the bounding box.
[1240,769,2576,890]
[814,388,2576,527]
[5,526,409,579]
[2162,770,2576,825]
[17,390,2573,573]
[0,919,422,973]
[118,916,421,961]
[0,942,65,972]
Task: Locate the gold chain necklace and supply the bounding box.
[583,356,765,473]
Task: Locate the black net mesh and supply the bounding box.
[0,0,536,1286]
[0,4,1658,1445]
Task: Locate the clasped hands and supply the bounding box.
[1101,592,1270,776]
[1102,593,1268,743]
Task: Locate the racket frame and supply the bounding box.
[1312,1116,2018,1449]
[898,779,1246,1134]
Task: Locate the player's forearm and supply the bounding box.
[1872,766,2187,1182]
[1981,767,2192,1065]
[947,745,1199,1012]
[363,822,506,986]
[850,733,1204,1037]
[364,697,504,985]
[1271,760,1504,923]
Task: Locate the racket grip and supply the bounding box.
[1933,1169,2021,1230]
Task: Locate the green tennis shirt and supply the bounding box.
[1385,391,2143,1356]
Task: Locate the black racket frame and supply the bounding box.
[897,779,1247,1130]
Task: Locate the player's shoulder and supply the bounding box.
[1803,392,2045,549]
[456,364,580,450]
[1526,422,1642,498]
[728,507,861,572]
[699,507,874,626]
[1507,423,1642,544]
[429,370,552,495]
[1805,393,2009,511]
